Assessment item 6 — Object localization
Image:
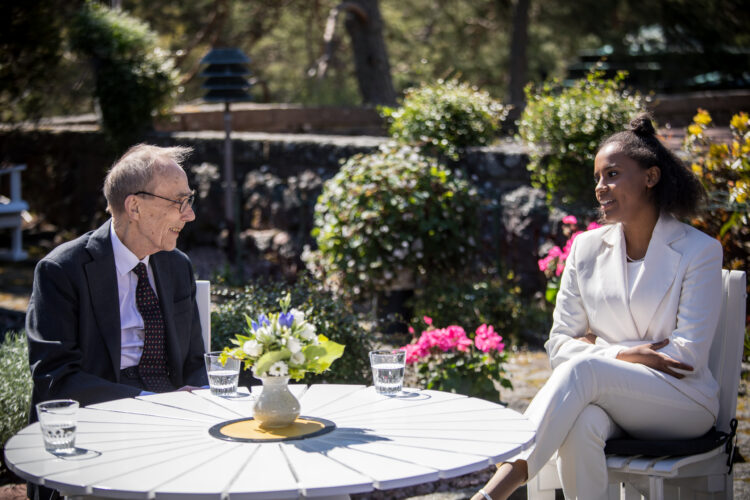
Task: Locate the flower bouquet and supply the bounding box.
[401,316,511,402]
[222,293,345,427]
[221,293,345,381]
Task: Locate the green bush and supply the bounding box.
[210,275,372,384]
[408,271,550,348]
[1,332,32,448]
[309,143,480,297]
[380,79,508,159]
[70,2,178,150]
[518,67,647,211]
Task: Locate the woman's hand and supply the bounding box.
[575,333,598,344]
[615,338,693,379]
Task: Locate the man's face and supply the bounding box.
[130,161,195,257]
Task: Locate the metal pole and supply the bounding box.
[224,101,236,262]
[223,101,234,224]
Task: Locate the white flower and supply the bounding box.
[242,339,263,357]
[300,323,316,340]
[286,337,302,354]
[255,326,274,344]
[290,308,305,325]
[268,361,288,377]
[290,351,305,365]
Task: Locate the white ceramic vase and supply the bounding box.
[252,375,300,428]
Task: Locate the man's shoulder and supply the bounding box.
[41,229,101,267]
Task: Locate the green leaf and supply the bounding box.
[254,349,291,376]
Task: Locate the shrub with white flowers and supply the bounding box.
[222,294,344,380]
[309,143,480,296]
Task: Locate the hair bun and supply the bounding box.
[629,113,656,136]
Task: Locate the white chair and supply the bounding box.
[196,280,211,351]
[528,269,746,500]
[0,164,29,261]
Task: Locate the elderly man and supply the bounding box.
[26,144,208,418]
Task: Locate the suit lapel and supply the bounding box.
[151,253,179,382]
[84,221,122,379]
[599,224,640,336]
[629,213,683,338]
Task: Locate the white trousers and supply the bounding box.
[523,355,714,500]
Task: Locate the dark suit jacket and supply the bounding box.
[26,220,208,417]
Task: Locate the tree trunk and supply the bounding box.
[507,0,530,123]
[343,0,397,107]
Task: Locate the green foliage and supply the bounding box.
[683,109,750,358]
[70,2,178,150]
[518,67,647,210]
[1,332,32,448]
[408,272,549,348]
[0,1,80,122]
[414,349,511,402]
[210,275,371,384]
[380,79,507,159]
[309,143,480,297]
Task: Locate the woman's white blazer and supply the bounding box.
[545,212,723,418]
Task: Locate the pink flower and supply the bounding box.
[586,221,602,231]
[408,326,415,334]
[401,343,426,364]
[423,316,433,326]
[474,324,505,353]
[548,246,563,258]
[562,215,578,225]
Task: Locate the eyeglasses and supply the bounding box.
[132,190,196,213]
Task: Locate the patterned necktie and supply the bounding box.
[133,263,173,392]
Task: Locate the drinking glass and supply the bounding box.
[369,349,406,395]
[204,351,241,396]
[36,399,79,455]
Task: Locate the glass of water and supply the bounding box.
[369,349,406,395]
[36,399,79,455]
[204,351,241,397]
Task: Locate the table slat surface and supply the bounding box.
[5,385,534,499]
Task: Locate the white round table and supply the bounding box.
[4,385,535,499]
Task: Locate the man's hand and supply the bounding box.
[177,385,203,392]
[615,338,693,379]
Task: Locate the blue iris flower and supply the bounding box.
[278,312,295,328]
[251,314,270,331]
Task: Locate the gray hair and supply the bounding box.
[103,144,193,215]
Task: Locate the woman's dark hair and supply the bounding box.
[600,113,706,218]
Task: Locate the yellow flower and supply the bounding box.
[688,124,703,136]
[730,112,749,133]
[691,163,703,175]
[709,143,729,158]
[693,109,712,126]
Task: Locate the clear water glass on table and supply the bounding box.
[36,399,79,455]
[204,351,241,397]
[369,349,406,395]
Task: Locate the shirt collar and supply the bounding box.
[110,219,150,277]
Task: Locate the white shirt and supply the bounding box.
[110,221,159,369]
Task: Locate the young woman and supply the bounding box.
[473,114,723,500]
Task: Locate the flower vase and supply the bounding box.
[253,375,300,428]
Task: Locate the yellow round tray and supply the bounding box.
[208,416,336,443]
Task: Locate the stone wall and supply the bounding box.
[0,128,547,289]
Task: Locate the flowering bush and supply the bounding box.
[538,216,601,303]
[380,79,508,159]
[401,317,511,401]
[519,66,647,210]
[310,143,480,296]
[683,109,750,357]
[222,294,345,380]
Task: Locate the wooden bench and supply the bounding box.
[0,165,29,261]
